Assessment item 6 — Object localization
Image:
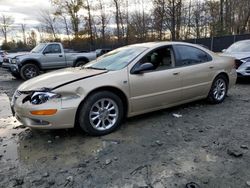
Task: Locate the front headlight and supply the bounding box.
[11,59,16,64]
[30,92,61,105]
[11,58,20,64]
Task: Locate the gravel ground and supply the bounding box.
[0,67,250,188]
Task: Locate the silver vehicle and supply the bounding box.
[9,43,97,80]
[0,50,7,66]
[2,52,28,69]
[222,40,250,77]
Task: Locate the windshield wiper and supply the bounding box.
[84,66,107,70]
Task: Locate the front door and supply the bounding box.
[40,44,66,69]
[129,46,182,114]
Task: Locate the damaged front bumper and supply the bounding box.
[11,90,77,129]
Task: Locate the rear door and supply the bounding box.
[173,44,216,101]
[40,44,66,69]
[129,46,182,114]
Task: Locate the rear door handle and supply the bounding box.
[173,72,180,75]
[209,66,214,69]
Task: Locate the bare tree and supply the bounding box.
[39,9,58,40]
[153,0,166,40]
[128,0,151,42]
[84,0,94,48]
[113,0,121,42]
[0,15,14,43]
[54,11,71,42]
[51,0,83,38]
[21,23,27,45]
[97,0,110,43]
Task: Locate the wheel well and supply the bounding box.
[74,57,89,67]
[21,60,41,70]
[216,72,229,83]
[74,86,128,127]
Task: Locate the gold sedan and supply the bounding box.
[11,42,237,136]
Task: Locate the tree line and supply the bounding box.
[1,0,250,51]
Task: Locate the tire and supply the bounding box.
[207,75,228,104]
[11,72,21,79]
[20,64,40,80]
[78,91,124,136]
[75,60,87,67]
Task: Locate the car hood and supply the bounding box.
[7,52,29,59]
[18,68,108,91]
[222,52,250,60]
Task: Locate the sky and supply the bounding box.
[0,0,154,43]
[0,0,52,43]
[0,0,52,26]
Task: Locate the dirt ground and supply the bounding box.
[0,67,250,188]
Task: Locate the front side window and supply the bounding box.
[44,44,62,54]
[31,43,46,53]
[174,45,212,67]
[134,46,174,71]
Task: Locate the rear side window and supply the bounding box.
[44,44,62,54]
[174,45,212,67]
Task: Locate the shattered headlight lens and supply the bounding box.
[30,92,61,105]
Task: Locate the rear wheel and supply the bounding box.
[207,75,228,104]
[20,64,40,80]
[78,91,124,136]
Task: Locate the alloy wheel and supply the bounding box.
[89,98,119,131]
[212,78,226,101]
[24,66,37,79]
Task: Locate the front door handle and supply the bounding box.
[173,72,180,75]
[59,55,63,57]
[209,66,214,69]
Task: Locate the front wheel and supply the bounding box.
[20,64,40,80]
[207,75,228,104]
[75,60,87,67]
[78,91,124,136]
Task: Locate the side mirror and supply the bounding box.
[132,62,155,74]
[222,49,226,53]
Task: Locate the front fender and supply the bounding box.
[18,58,42,69]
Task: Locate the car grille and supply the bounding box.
[3,58,10,63]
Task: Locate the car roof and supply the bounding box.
[128,41,201,48]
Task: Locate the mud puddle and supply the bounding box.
[0,93,130,169]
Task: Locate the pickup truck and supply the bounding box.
[8,42,97,80]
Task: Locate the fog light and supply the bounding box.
[30,109,57,115]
